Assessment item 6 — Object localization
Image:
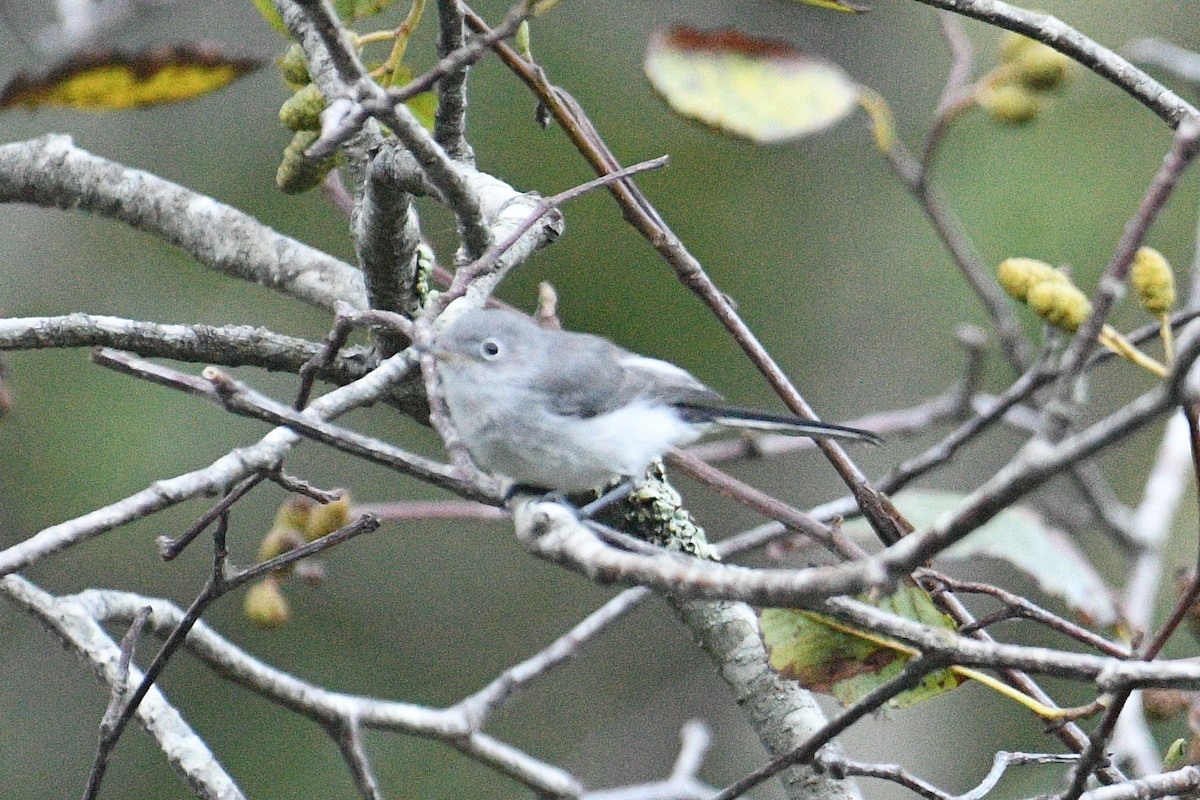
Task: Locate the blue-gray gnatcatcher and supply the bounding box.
[432,308,880,492]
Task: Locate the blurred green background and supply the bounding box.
[1,1,1199,798]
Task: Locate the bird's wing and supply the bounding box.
[535,338,721,419]
[615,354,723,408]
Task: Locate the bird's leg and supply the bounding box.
[578,480,636,518]
[504,480,635,519]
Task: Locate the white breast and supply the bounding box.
[448,391,701,491]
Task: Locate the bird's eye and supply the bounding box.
[479,338,503,360]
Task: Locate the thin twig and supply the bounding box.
[910,0,1197,125]
[709,655,950,800]
[156,474,265,561]
[1050,118,1200,434]
[1062,404,1200,800]
[81,511,378,798]
[80,605,153,800]
[921,13,977,172]
[454,587,651,727]
[432,154,670,313]
[463,3,909,546]
[433,0,473,161]
[666,450,862,560]
[328,718,385,800]
[923,571,1131,658]
[818,750,1079,800]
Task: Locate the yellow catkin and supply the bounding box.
[279,83,326,132]
[1130,246,1176,315]
[978,84,1041,125]
[306,494,352,542]
[1027,280,1092,332]
[244,577,291,628]
[257,526,298,562]
[999,31,1037,63]
[276,130,338,194]
[276,44,310,90]
[997,257,1069,301]
[1000,33,1072,91]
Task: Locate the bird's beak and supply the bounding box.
[424,345,460,362]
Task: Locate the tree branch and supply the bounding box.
[0,136,367,312]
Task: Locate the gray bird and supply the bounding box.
[432,308,879,492]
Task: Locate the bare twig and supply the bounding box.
[666,450,861,560]
[910,1,1197,125]
[4,576,246,800]
[1051,118,1200,428]
[463,3,908,548]
[284,0,495,258]
[81,605,154,800]
[353,158,422,354]
[923,572,1131,658]
[432,154,669,314]
[454,587,651,727]
[328,719,384,800]
[881,136,1033,371]
[709,654,949,800]
[353,499,507,521]
[1065,402,1200,797]
[202,365,502,501]
[432,0,473,162]
[81,513,380,798]
[0,340,423,578]
[921,13,977,172]
[1077,766,1200,800]
[582,720,716,800]
[817,750,1079,800]
[1126,38,1200,85]
[157,474,265,561]
[22,579,588,796]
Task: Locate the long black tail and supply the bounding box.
[675,404,882,446]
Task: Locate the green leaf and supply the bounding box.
[256,0,393,30]
[386,64,438,131]
[644,26,860,144]
[1164,738,1189,769]
[761,584,965,707]
[251,0,290,35]
[849,490,1119,627]
[335,0,397,20]
[0,44,262,111]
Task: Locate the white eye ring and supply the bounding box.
[479,338,503,360]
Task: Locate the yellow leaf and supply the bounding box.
[644,27,859,144]
[785,0,869,11]
[0,44,262,111]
